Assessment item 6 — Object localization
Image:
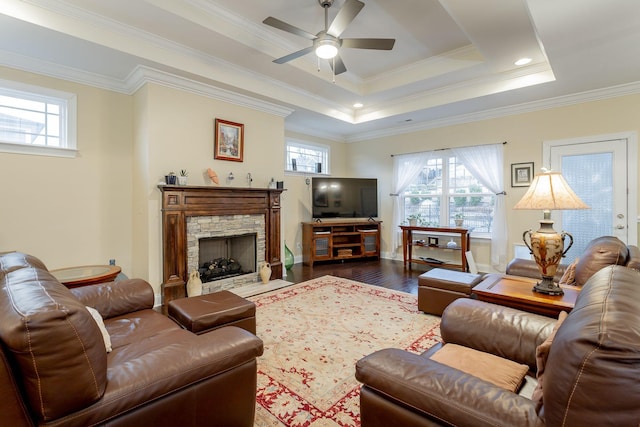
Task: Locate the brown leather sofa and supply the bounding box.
[0,252,263,427]
[356,264,640,426]
[506,235,640,284]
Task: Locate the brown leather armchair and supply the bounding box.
[506,235,640,285]
[0,252,263,426]
[356,264,640,426]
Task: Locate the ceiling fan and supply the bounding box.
[263,0,395,75]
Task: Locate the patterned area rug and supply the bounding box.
[248,275,441,426]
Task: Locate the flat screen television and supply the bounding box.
[312,177,378,219]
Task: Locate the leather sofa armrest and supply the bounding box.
[71,279,154,319]
[441,299,556,369]
[506,258,567,282]
[356,348,542,427]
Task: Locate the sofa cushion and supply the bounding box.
[0,259,107,422]
[430,343,528,392]
[574,236,627,286]
[542,265,640,425]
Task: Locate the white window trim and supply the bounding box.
[285,138,330,175]
[0,79,77,158]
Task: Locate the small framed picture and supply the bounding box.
[428,237,439,246]
[511,162,534,187]
[214,119,244,162]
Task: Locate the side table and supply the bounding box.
[51,265,121,288]
[472,274,579,318]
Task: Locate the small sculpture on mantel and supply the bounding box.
[207,168,219,185]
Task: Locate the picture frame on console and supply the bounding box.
[214,118,244,162]
[511,162,534,187]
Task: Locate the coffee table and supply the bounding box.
[472,274,579,318]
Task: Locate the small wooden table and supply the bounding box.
[472,274,579,318]
[51,265,121,288]
[400,225,470,271]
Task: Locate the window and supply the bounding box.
[0,79,77,157]
[285,139,329,174]
[403,152,495,233]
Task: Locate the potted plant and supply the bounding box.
[178,169,189,186]
[454,213,464,227]
[165,171,177,185]
[406,213,423,227]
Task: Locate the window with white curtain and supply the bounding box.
[285,139,329,174]
[0,79,77,158]
[402,151,495,234]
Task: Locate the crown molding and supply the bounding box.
[345,80,640,143]
[126,66,294,118]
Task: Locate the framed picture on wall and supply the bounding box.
[511,162,534,187]
[214,119,244,162]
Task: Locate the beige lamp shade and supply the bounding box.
[513,171,589,211]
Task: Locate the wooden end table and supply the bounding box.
[51,265,121,288]
[472,274,579,318]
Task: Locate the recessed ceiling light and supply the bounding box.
[353,102,363,108]
[515,57,532,66]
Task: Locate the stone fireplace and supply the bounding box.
[187,214,265,293]
[158,185,284,308]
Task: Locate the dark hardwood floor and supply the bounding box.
[283,258,431,295]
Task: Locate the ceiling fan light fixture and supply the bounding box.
[315,40,339,59]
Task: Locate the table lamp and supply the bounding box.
[513,170,589,295]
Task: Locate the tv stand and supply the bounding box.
[302,221,381,266]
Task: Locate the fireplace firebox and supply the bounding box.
[198,233,257,282]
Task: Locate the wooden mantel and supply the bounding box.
[158,185,284,304]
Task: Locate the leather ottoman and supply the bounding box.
[418,268,484,315]
[168,290,257,335]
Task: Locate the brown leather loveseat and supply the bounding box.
[0,252,263,426]
[356,264,640,426]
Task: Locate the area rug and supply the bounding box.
[248,275,441,426]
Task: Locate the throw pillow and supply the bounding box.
[430,344,529,392]
[86,306,112,353]
[531,311,568,408]
[559,258,579,285]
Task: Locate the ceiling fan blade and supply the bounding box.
[327,0,364,37]
[341,38,396,50]
[273,45,315,64]
[329,54,347,75]
[263,17,317,40]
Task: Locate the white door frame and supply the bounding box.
[543,131,638,245]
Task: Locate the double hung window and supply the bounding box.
[402,152,495,234]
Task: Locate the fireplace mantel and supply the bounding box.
[158,185,284,305]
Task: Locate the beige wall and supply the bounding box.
[0,66,134,272]
[345,94,640,270]
[134,83,287,292]
[2,64,638,289]
[281,131,349,259]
